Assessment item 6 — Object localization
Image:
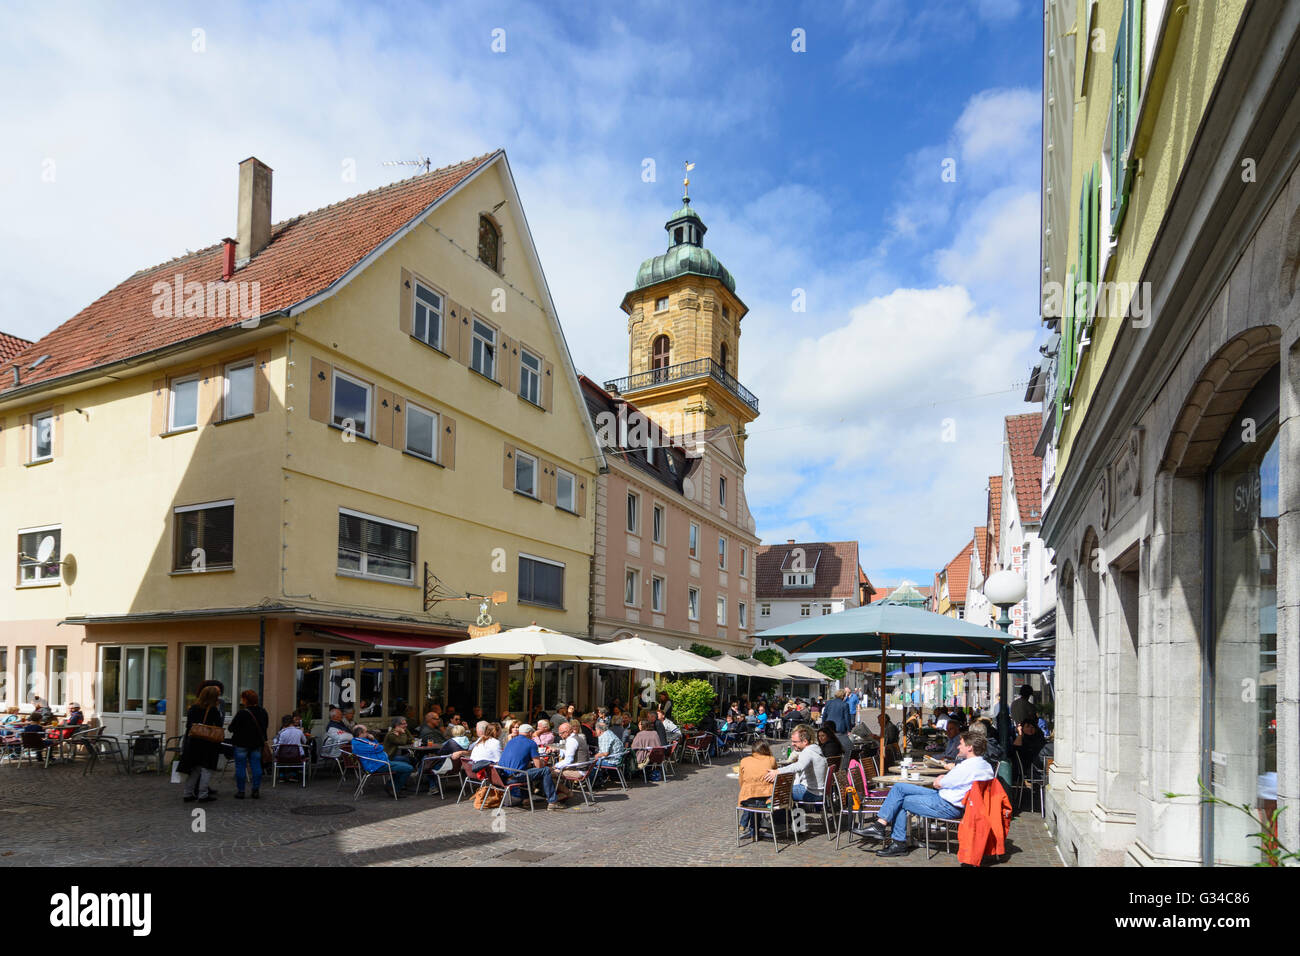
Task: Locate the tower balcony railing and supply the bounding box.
[604,357,759,414]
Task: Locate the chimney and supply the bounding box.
[236,157,273,266]
[221,238,236,281]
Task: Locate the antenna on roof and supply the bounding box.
[382,156,432,174]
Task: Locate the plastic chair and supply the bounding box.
[736,773,798,854]
[557,759,598,807]
[415,753,458,798]
[82,732,126,776]
[593,750,631,791]
[640,746,668,784]
[335,748,361,790]
[683,734,712,766]
[17,731,57,767]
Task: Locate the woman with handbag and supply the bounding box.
[180,684,225,803]
[228,690,269,800]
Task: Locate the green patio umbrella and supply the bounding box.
[756,601,1013,774]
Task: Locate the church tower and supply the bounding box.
[604,183,759,459]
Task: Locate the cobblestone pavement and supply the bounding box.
[0,749,1062,867]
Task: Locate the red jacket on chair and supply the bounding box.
[957,778,1012,865]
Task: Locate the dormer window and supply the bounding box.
[784,572,815,587]
[478,215,500,272]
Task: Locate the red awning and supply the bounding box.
[308,625,459,651]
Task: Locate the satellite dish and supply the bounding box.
[61,554,77,585]
[36,535,56,564]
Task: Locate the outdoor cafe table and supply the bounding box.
[888,765,945,776]
[871,774,939,787]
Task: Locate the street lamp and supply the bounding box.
[984,569,1026,786]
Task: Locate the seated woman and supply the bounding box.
[469,722,503,770]
[534,719,556,748]
[817,723,844,772]
[737,741,778,839]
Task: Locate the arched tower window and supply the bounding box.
[719,341,728,372]
[478,215,500,271]
[652,335,671,381]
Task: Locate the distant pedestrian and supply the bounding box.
[180,685,224,803]
[228,690,269,799]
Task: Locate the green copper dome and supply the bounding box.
[632,197,736,294]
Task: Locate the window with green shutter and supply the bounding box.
[1111,0,1143,228]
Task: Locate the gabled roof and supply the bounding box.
[756,541,859,600]
[0,332,33,366]
[985,476,1002,570]
[971,525,989,582]
[579,375,687,493]
[944,539,975,605]
[1006,412,1044,524]
[1,153,497,395]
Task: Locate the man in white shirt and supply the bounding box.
[554,722,589,769]
[862,732,994,857]
[762,723,827,801]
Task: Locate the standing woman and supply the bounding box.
[180,684,224,803]
[228,690,269,799]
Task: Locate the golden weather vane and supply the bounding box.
[683,161,695,199]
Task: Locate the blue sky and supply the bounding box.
[0,0,1046,584]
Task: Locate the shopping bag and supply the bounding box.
[170,760,183,784]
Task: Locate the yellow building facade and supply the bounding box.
[0,151,602,740]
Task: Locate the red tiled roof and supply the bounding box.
[944,539,975,605]
[0,332,33,366]
[1006,412,1044,524]
[972,525,988,582]
[756,541,859,600]
[0,152,498,395]
[985,476,1002,568]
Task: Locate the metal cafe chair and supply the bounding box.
[736,773,798,855]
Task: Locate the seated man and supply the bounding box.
[592,719,626,787]
[554,722,590,770]
[496,724,563,809]
[939,720,963,767]
[660,710,681,744]
[319,710,354,760]
[860,732,994,857]
[417,712,447,746]
[382,716,415,759]
[762,723,827,803]
[350,725,414,796]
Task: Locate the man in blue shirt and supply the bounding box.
[351,725,414,796]
[846,689,860,731]
[497,724,563,809]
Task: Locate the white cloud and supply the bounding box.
[955,88,1040,167]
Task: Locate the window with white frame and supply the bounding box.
[471,318,497,378]
[655,296,669,312]
[169,374,200,431]
[688,587,699,620]
[738,602,747,628]
[519,553,564,609]
[515,450,538,497]
[626,491,640,534]
[519,347,542,405]
[821,604,833,615]
[625,568,640,607]
[760,602,771,618]
[101,645,168,716]
[18,526,61,585]
[555,468,576,511]
[173,500,234,572]
[31,411,54,461]
[800,603,811,617]
[405,403,439,462]
[716,595,727,625]
[652,504,664,544]
[689,522,699,558]
[337,509,417,583]
[224,359,255,420]
[47,646,68,707]
[413,281,443,349]
[332,369,372,436]
[718,535,727,570]
[784,572,814,587]
[651,575,664,612]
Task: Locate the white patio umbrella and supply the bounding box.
[775,659,827,682]
[419,624,642,715]
[600,636,725,674]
